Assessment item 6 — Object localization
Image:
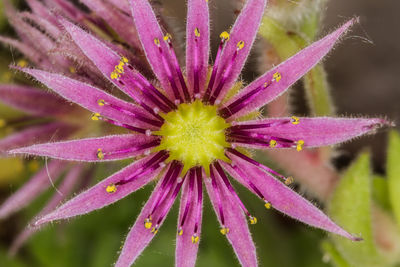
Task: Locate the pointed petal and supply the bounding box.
[217,0,266,101]
[176,173,203,267]
[0,36,47,67]
[80,0,140,49]
[9,164,83,255]
[59,18,150,106]
[10,134,158,161]
[34,155,164,226]
[223,158,360,240]
[0,123,76,155]
[115,173,180,267]
[225,19,355,119]
[233,117,389,149]
[0,85,72,117]
[0,161,66,220]
[186,0,210,96]
[204,170,257,267]
[129,0,177,100]
[19,68,154,128]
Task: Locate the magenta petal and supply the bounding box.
[233,117,389,148]
[225,19,355,119]
[9,164,83,255]
[10,134,157,162]
[115,173,180,267]
[204,170,257,267]
[185,0,209,97]
[34,155,163,226]
[0,36,47,67]
[175,173,203,267]
[129,0,177,100]
[217,0,266,101]
[0,85,71,117]
[0,161,66,220]
[223,159,360,240]
[19,68,154,128]
[0,123,76,155]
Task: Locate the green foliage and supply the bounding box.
[328,152,387,267]
[388,131,400,227]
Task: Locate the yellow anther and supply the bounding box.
[285,176,294,185]
[194,27,200,37]
[291,116,300,125]
[144,217,152,229]
[106,183,117,194]
[151,226,159,234]
[220,31,230,41]
[236,40,245,50]
[91,113,101,121]
[249,216,257,225]
[69,66,76,73]
[97,148,105,160]
[17,59,28,68]
[163,33,172,42]
[97,99,105,106]
[115,62,125,74]
[263,81,270,88]
[273,72,282,82]
[121,56,129,63]
[110,71,121,80]
[269,139,277,148]
[220,227,230,235]
[0,119,5,128]
[154,38,161,46]
[296,140,305,152]
[178,228,183,236]
[264,201,272,209]
[191,234,199,244]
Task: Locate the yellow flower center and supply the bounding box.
[155,100,230,175]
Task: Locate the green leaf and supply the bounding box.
[321,240,352,267]
[372,175,390,211]
[328,152,387,267]
[388,131,400,228]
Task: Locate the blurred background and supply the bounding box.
[0,0,399,267]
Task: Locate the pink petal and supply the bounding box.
[129,0,177,100]
[34,155,163,226]
[0,123,76,155]
[59,18,150,106]
[19,68,155,129]
[204,170,257,267]
[175,171,203,267]
[225,19,356,119]
[10,134,158,162]
[223,158,361,241]
[0,85,72,117]
[185,0,210,97]
[115,173,180,267]
[26,0,59,25]
[80,0,140,49]
[0,161,66,220]
[233,117,389,149]
[20,12,60,38]
[9,164,83,255]
[216,0,266,102]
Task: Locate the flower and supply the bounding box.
[7,0,389,266]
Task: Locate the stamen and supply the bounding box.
[264,201,272,209]
[291,116,300,125]
[155,36,184,103]
[191,233,199,244]
[144,216,153,229]
[214,162,256,225]
[110,56,129,81]
[210,165,227,230]
[96,99,163,127]
[193,28,201,97]
[220,227,229,235]
[97,148,104,160]
[193,167,203,235]
[219,72,282,118]
[90,113,148,134]
[178,169,196,232]
[228,119,291,131]
[202,31,229,102]
[296,140,305,151]
[106,183,117,194]
[95,140,160,160]
[164,33,191,102]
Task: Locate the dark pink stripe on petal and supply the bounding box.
[10,134,158,162]
[205,169,258,267]
[224,19,355,119]
[216,0,266,102]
